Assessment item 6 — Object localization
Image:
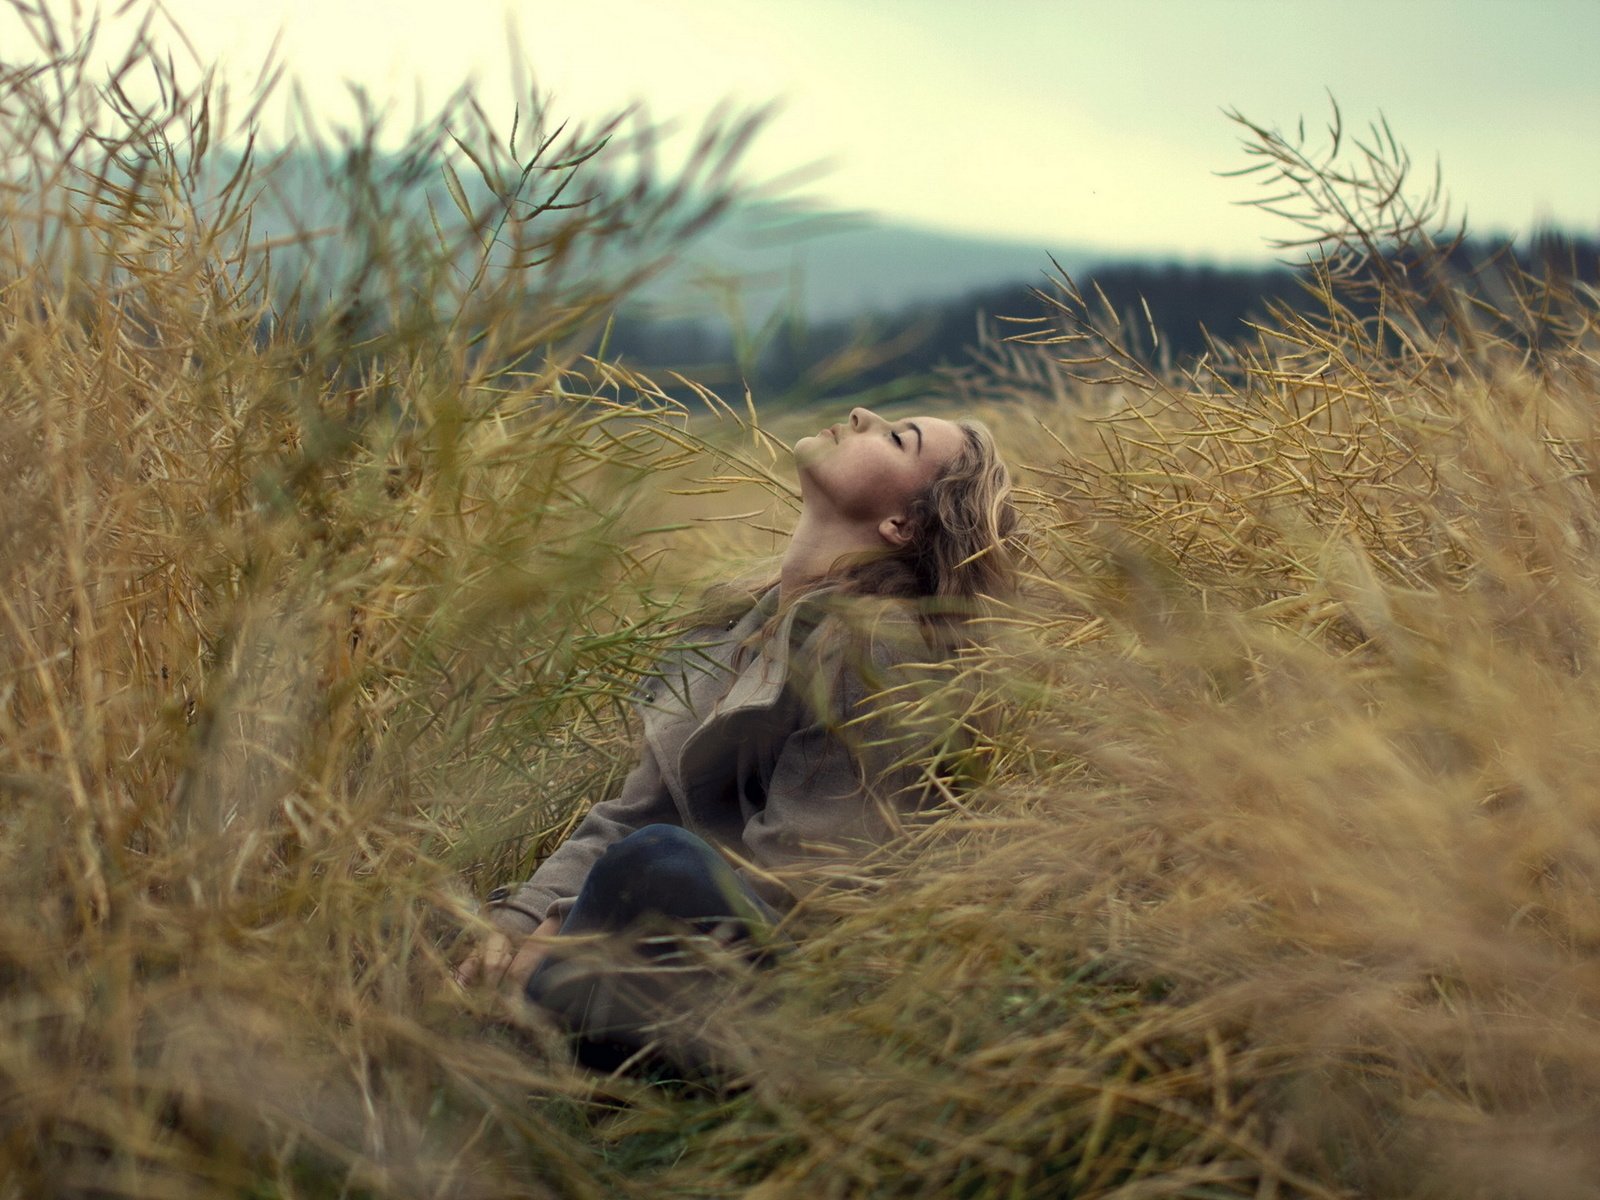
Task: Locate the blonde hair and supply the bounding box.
[690,418,1019,644]
[839,418,1019,614]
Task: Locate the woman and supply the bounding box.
[458,406,1017,1067]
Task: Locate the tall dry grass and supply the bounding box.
[0,7,768,1196]
[4,7,1600,1198]
[589,117,1600,1200]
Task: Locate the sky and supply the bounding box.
[6,0,1598,261]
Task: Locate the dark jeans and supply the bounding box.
[524,824,778,1074]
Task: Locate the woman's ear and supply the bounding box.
[878,513,916,548]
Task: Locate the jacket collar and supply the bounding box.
[640,584,928,805]
[643,585,847,803]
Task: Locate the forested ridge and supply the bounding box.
[606,231,1600,403]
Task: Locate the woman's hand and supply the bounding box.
[455,915,562,991]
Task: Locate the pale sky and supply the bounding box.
[9,0,1599,259]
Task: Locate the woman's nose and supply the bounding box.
[849,407,877,431]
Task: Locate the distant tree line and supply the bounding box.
[603,232,1600,406]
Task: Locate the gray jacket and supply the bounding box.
[494,586,941,933]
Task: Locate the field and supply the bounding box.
[3,11,1599,1199]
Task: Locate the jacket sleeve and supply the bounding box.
[499,735,679,930]
[739,624,942,892]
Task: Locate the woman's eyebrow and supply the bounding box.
[905,421,923,454]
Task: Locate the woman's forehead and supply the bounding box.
[908,416,966,458]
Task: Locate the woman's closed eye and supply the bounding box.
[891,431,903,448]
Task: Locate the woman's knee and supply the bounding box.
[587,823,717,890]
[562,822,774,948]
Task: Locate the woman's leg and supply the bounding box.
[556,823,776,945]
[524,824,776,1075]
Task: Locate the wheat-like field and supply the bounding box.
[2,8,1598,1199]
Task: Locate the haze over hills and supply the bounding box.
[210,145,1599,408]
[630,202,1107,322]
[226,146,1129,323]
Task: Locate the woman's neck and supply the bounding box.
[780,510,884,601]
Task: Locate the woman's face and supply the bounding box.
[793,407,965,539]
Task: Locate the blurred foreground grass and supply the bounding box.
[3,8,1600,1198]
